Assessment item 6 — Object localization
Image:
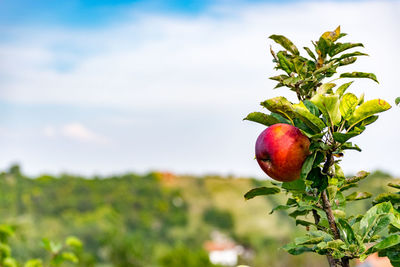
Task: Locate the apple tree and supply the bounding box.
[244,26,400,267]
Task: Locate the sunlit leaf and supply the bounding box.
[261,97,296,123]
[317,83,336,94]
[348,99,391,127]
[293,102,326,133]
[336,81,353,97]
[339,93,358,120]
[243,112,280,126]
[24,259,43,267]
[269,35,299,55]
[244,186,281,200]
[310,94,341,126]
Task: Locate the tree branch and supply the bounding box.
[319,152,350,267]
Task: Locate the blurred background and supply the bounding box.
[0,0,399,266]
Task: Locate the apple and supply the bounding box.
[255,123,310,182]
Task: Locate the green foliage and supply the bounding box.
[244,26,395,267]
[158,245,219,267]
[202,207,234,230]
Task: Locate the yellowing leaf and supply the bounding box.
[348,99,391,126]
[321,26,341,42]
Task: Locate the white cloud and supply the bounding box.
[41,123,111,144]
[1,0,400,176]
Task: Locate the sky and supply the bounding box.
[0,0,399,178]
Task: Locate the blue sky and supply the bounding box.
[1,0,399,177]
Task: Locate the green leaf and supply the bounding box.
[24,259,43,267]
[243,112,280,126]
[293,102,326,133]
[61,252,79,263]
[295,236,324,245]
[329,42,364,57]
[365,235,400,255]
[65,236,83,249]
[317,83,336,94]
[277,51,294,74]
[345,191,372,201]
[282,243,314,255]
[269,74,289,82]
[340,72,379,83]
[395,97,400,106]
[244,186,281,200]
[332,130,361,143]
[270,112,291,124]
[270,205,291,214]
[373,193,400,205]
[261,97,295,123]
[296,219,315,227]
[339,93,358,120]
[388,182,400,189]
[310,94,341,126]
[337,218,356,244]
[326,239,346,249]
[300,153,316,180]
[336,81,353,97]
[348,99,391,126]
[304,47,316,60]
[269,35,299,55]
[359,202,395,239]
[341,142,361,152]
[360,115,379,126]
[314,61,335,75]
[339,57,357,66]
[282,179,306,192]
[303,100,320,116]
[334,51,368,61]
[327,185,337,203]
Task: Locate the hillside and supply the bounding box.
[0,166,397,267]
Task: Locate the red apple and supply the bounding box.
[255,123,310,182]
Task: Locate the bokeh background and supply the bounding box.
[0,0,399,266]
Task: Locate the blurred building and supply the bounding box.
[356,253,393,267]
[204,231,252,266]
